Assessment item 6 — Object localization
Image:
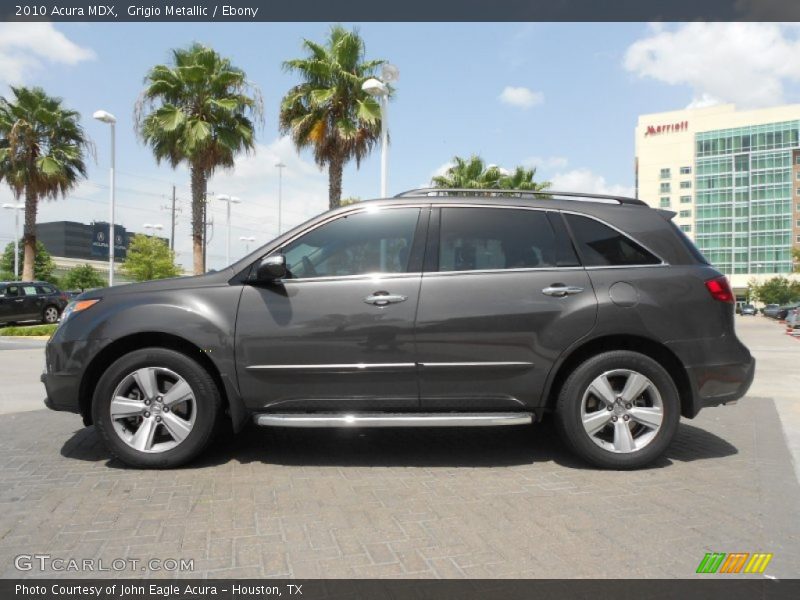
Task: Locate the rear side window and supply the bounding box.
[22,286,38,296]
[438,208,569,271]
[36,286,54,294]
[565,214,661,267]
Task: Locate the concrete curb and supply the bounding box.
[0,335,51,340]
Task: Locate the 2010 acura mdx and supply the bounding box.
[42,189,755,469]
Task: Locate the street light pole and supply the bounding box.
[93,110,117,286]
[2,203,24,279]
[275,162,286,234]
[216,194,241,265]
[362,65,398,198]
[239,235,255,254]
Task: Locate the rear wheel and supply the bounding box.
[42,305,59,324]
[92,347,221,468]
[555,350,680,469]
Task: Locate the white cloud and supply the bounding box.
[205,136,328,268]
[0,23,95,85]
[624,23,800,108]
[521,156,569,171]
[498,86,544,109]
[550,169,635,198]
[686,93,722,110]
[0,137,328,272]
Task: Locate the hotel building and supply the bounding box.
[635,103,800,296]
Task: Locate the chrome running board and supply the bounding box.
[253,412,532,428]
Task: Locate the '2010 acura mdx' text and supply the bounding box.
[42,189,755,469]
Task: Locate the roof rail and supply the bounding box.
[393,187,647,206]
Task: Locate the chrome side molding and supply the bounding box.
[253,412,533,428]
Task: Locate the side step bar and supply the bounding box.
[253,412,532,428]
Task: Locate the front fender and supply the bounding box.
[56,284,247,430]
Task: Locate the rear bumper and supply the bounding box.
[666,335,755,418]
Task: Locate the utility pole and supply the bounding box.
[170,185,176,251]
[160,185,181,251]
[202,192,207,273]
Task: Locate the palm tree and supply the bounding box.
[499,166,551,192]
[432,155,551,194]
[136,44,262,275]
[0,87,89,281]
[280,26,385,209]
[432,155,503,190]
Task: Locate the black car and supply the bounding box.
[42,189,755,470]
[0,281,69,326]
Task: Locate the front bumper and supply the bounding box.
[42,336,112,422]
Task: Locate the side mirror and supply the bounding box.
[256,255,287,281]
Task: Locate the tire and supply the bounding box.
[42,305,60,324]
[92,347,222,468]
[555,350,680,470]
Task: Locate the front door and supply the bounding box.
[1,284,33,321]
[235,206,427,412]
[415,207,598,411]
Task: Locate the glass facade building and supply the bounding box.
[694,121,798,275]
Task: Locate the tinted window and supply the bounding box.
[22,286,38,296]
[36,286,54,295]
[565,214,661,267]
[281,208,420,279]
[438,208,565,272]
[4,285,20,297]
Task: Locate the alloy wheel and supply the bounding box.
[580,369,664,453]
[109,367,196,453]
[44,307,59,323]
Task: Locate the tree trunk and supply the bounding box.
[328,155,344,210]
[21,187,37,281]
[190,164,207,275]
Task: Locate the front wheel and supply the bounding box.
[555,350,680,470]
[92,347,221,468]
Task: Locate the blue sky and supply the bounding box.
[2,21,800,269]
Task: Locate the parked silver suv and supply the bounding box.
[42,189,755,469]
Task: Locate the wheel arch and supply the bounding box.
[78,331,247,431]
[544,334,695,419]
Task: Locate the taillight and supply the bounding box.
[705,276,735,304]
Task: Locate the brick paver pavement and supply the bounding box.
[0,397,798,579]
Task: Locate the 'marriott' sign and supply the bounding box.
[645,121,688,136]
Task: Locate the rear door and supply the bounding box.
[415,206,597,411]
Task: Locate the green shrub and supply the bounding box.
[0,323,58,336]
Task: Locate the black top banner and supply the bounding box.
[1,0,800,22]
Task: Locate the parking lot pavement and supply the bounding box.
[0,398,798,578]
[734,316,800,480]
[0,338,47,415]
[0,319,798,579]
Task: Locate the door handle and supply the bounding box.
[364,292,408,306]
[14,299,23,303]
[542,285,584,297]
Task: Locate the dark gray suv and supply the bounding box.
[42,189,755,469]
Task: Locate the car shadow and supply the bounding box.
[60,419,738,471]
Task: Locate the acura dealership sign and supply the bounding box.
[645,120,689,136]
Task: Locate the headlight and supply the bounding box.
[59,298,101,324]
